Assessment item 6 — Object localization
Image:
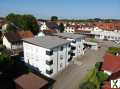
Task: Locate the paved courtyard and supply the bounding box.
[53,41,120,89]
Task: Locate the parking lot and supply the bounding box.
[53,41,120,89]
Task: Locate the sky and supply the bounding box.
[0,0,120,19]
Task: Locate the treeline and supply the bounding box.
[6,13,39,35]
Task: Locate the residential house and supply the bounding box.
[14,73,54,89]
[100,53,120,89]
[101,53,120,76]
[3,31,34,50]
[23,36,73,77]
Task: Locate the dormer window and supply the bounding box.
[46,50,53,56]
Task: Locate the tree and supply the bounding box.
[59,23,64,33]
[80,81,97,89]
[51,16,58,21]
[96,71,109,84]
[6,13,39,35]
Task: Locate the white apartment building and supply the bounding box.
[91,27,120,43]
[23,36,75,78]
[54,33,85,57]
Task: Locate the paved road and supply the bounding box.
[53,41,119,89]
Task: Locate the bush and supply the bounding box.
[96,71,109,84]
[80,81,97,89]
[95,62,101,70]
[107,47,120,55]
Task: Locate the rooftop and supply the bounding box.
[102,53,120,73]
[54,32,85,39]
[23,36,71,49]
[14,73,48,89]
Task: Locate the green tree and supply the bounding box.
[96,71,109,84]
[6,13,39,35]
[51,16,58,21]
[59,23,64,33]
[0,52,12,67]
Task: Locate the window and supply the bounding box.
[60,46,63,51]
[46,50,53,56]
[71,53,75,56]
[46,60,53,65]
[68,44,71,47]
[46,69,53,75]
[60,63,63,68]
[60,55,63,60]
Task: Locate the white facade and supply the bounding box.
[40,22,48,31]
[23,39,73,78]
[91,27,120,42]
[3,36,22,50]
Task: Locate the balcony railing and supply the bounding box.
[71,46,76,50]
[46,69,53,75]
[46,60,53,65]
[46,50,53,56]
[68,56,73,62]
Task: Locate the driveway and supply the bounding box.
[53,41,118,89]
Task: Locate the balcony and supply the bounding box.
[46,50,53,56]
[68,56,73,62]
[71,46,76,50]
[46,69,53,75]
[72,40,76,43]
[46,60,53,65]
[71,53,75,56]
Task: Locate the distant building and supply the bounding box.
[14,73,54,89]
[23,36,73,77]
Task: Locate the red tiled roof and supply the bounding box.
[16,31,34,39]
[95,22,120,31]
[102,53,120,73]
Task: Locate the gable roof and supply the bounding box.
[16,31,34,39]
[4,31,20,43]
[46,22,59,30]
[4,31,34,43]
[14,73,48,89]
[102,53,120,73]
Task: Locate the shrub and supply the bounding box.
[80,81,97,89]
[96,71,109,84]
[107,47,120,55]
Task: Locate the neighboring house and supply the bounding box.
[3,31,34,50]
[37,29,57,37]
[101,53,120,76]
[46,22,59,31]
[53,33,85,57]
[23,36,73,77]
[14,73,54,89]
[40,22,48,31]
[102,72,120,89]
